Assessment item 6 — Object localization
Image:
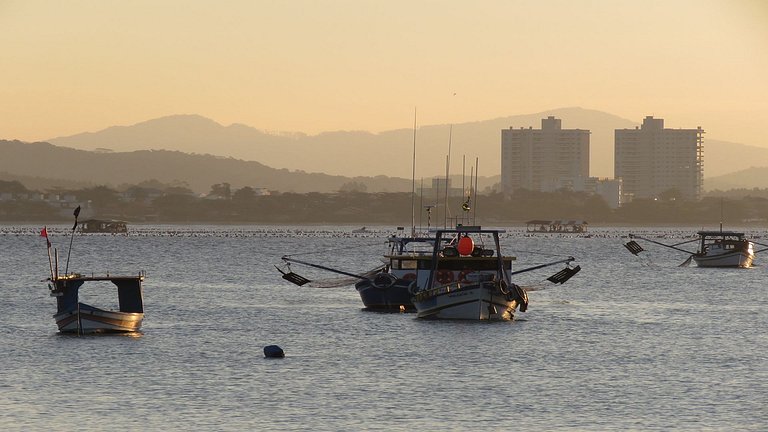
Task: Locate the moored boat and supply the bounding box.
[41,206,145,334]
[49,274,145,333]
[692,231,754,268]
[352,232,450,311]
[410,226,575,320]
[625,229,762,268]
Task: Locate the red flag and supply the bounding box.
[40,226,51,248]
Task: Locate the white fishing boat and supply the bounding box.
[691,231,754,268]
[625,229,762,268]
[411,226,578,320]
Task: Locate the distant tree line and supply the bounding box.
[3,179,768,225]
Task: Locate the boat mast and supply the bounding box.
[410,108,417,238]
[473,157,479,225]
[444,125,452,228]
[418,177,424,233]
[720,197,723,232]
[462,155,466,226]
[64,205,81,276]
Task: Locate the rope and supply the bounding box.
[507,249,574,259]
[282,240,385,259]
[306,266,383,288]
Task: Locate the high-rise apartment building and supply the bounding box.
[615,116,703,201]
[501,116,590,193]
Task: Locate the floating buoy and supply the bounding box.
[457,236,475,256]
[264,345,285,358]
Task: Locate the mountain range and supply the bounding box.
[0,140,412,194]
[3,107,768,193]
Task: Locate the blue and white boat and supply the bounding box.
[409,226,527,320]
[410,226,579,320]
[49,273,145,334]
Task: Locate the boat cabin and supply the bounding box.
[386,227,515,289]
[697,231,752,255]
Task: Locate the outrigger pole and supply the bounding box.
[509,256,576,276]
[280,256,371,281]
[508,256,580,284]
[624,235,698,256]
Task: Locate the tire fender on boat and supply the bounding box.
[512,283,528,312]
[408,280,421,296]
[441,246,459,257]
[436,269,454,284]
[500,280,510,295]
[372,273,397,289]
[457,269,473,282]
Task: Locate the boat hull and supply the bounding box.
[412,282,519,320]
[54,303,143,334]
[355,278,415,311]
[693,250,754,268]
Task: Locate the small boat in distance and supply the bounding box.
[80,219,128,234]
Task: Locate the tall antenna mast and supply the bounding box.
[462,155,466,225]
[410,108,417,237]
[720,197,723,232]
[473,157,479,224]
[444,125,452,228]
[419,177,424,232]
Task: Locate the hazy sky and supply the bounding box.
[2,0,767,145]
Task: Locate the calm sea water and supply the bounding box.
[1,224,766,431]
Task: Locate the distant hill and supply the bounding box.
[46,108,637,179]
[0,140,416,194]
[700,140,768,181]
[705,166,768,191]
[48,108,767,180]
[0,171,94,191]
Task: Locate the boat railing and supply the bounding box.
[412,279,499,302]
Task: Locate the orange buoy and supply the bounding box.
[457,236,475,256]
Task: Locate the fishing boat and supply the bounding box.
[351,231,446,311]
[692,231,754,267]
[411,226,578,320]
[49,273,146,334]
[625,229,763,268]
[277,230,439,311]
[41,206,145,334]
